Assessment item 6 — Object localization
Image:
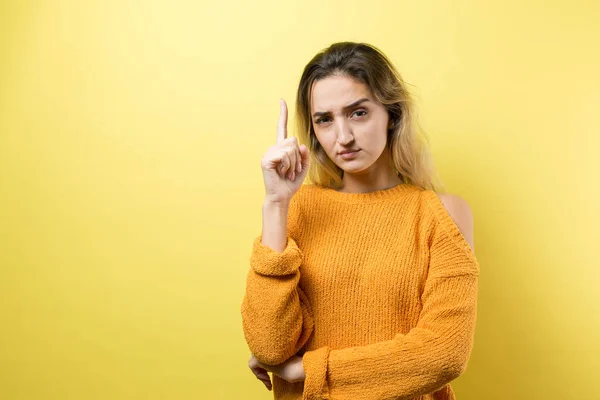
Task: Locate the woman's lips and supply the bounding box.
[339,149,360,159]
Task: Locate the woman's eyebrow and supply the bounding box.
[312,98,371,118]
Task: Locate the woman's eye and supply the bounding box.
[316,111,365,125]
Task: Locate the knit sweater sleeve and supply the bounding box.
[240,192,314,365]
[301,191,480,399]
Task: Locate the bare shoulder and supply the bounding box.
[436,193,475,252]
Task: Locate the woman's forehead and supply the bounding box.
[310,75,374,112]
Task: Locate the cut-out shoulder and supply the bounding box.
[435,193,475,253]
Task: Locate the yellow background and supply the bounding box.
[1,0,598,398]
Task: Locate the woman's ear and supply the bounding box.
[387,113,398,129]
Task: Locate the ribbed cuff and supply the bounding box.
[302,346,330,399]
[250,235,303,276]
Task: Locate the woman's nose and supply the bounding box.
[336,122,354,145]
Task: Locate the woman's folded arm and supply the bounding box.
[301,270,478,399]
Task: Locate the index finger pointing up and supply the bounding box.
[277,98,288,144]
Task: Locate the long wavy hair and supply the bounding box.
[295,42,446,193]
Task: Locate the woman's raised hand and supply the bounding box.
[261,99,310,205]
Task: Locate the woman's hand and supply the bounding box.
[248,354,273,391]
[261,99,310,205]
[248,353,306,389]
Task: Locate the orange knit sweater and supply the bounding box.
[241,183,480,399]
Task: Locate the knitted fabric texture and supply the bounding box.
[241,183,480,400]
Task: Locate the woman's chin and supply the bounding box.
[339,164,371,175]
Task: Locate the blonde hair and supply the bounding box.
[295,42,446,193]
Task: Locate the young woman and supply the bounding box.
[241,42,479,400]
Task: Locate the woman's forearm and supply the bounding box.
[242,198,314,365]
[261,200,290,253]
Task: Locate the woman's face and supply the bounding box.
[310,74,392,177]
